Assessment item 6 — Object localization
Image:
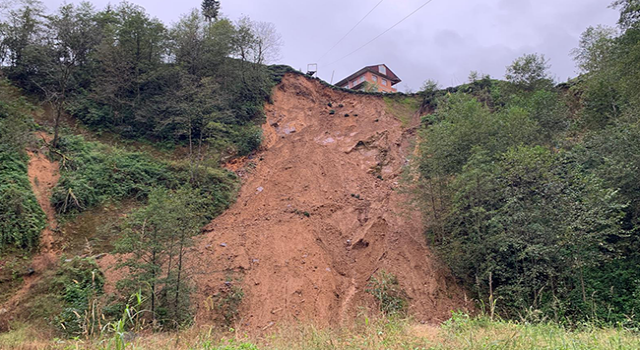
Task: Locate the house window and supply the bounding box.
[379,65,386,75]
[359,75,365,83]
[382,78,387,86]
[372,75,378,82]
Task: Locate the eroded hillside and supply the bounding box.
[193,73,470,329]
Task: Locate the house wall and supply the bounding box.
[339,70,398,93]
[363,71,397,93]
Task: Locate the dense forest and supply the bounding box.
[413,0,640,327]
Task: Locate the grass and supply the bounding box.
[383,96,422,128]
[2,314,639,349]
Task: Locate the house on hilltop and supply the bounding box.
[335,64,401,93]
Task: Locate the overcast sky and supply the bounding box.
[41,0,619,91]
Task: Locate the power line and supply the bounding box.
[324,0,437,67]
[318,0,385,61]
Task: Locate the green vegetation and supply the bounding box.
[52,257,105,337]
[0,0,261,332]
[2,314,640,349]
[114,188,209,329]
[384,95,421,127]
[412,2,640,327]
[1,0,278,155]
[0,78,45,251]
[50,135,238,217]
[210,283,245,326]
[366,271,408,316]
[3,0,640,347]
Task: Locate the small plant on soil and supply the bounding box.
[209,281,244,326]
[366,271,407,316]
[293,209,311,218]
[329,110,335,115]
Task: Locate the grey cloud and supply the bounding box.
[42,0,619,91]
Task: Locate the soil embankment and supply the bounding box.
[194,74,470,329]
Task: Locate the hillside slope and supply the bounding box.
[193,74,470,329]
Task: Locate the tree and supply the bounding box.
[1,0,45,87]
[89,2,167,134]
[572,25,617,74]
[419,79,439,93]
[231,16,282,66]
[442,146,623,318]
[611,0,640,29]
[39,2,100,148]
[505,53,554,92]
[115,187,205,327]
[201,0,220,23]
[251,20,282,65]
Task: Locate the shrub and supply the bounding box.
[366,271,407,316]
[51,135,238,217]
[0,153,46,251]
[51,136,177,214]
[209,284,244,326]
[0,79,45,252]
[52,257,105,337]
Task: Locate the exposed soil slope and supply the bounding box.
[194,74,470,329]
[27,132,60,269]
[1,132,59,317]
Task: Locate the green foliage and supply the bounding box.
[0,153,46,251]
[114,187,210,328]
[52,257,104,337]
[234,124,263,156]
[612,0,640,29]
[419,93,540,177]
[201,341,260,350]
[51,135,238,217]
[0,79,45,251]
[201,0,221,22]
[414,6,640,325]
[2,1,276,158]
[103,292,146,350]
[419,79,440,93]
[51,135,177,214]
[366,271,407,316]
[442,146,624,321]
[505,53,554,92]
[212,284,245,326]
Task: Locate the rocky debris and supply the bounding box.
[192,73,470,330]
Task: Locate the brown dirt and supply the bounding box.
[191,74,471,330]
[26,132,60,270]
[0,132,60,323]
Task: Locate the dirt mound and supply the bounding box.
[193,74,470,329]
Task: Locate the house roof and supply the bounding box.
[335,64,402,87]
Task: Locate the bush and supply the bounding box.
[0,153,46,251]
[52,257,105,337]
[211,284,244,326]
[0,79,46,252]
[51,136,177,214]
[366,271,407,316]
[51,135,238,216]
